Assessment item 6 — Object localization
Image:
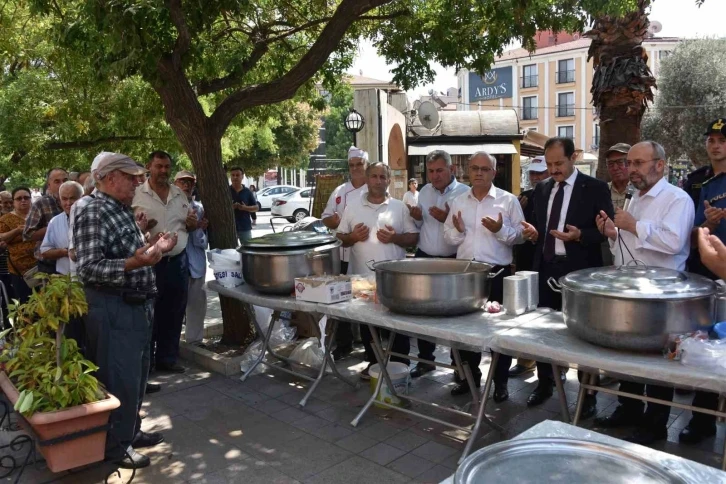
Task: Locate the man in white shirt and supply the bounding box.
[443,152,525,400]
[322,146,369,359]
[132,150,198,374]
[594,141,694,445]
[408,150,469,379]
[41,181,83,275]
[402,178,419,207]
[337,162,419,378]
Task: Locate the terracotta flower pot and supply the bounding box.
[0,372,120,472]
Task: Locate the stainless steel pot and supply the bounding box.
[715,280,726,323]
[368,258,503,316]
[238,232,341,294]
[549,263,716,351]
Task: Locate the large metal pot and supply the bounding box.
[368,258,503,316]
[238,232,341,295]
[549,264,716,351]
[715,280,726,323]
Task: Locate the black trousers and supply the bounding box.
[618,380,674,429]
[84,288,152,457]
[152,252,189,367]
[536,257,594,391]
[414,249,456,363]
[334,261,355,349]
[687,391,719,428]
[0,273,13,330]
[454,265,512,385]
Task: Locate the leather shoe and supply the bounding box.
[679,424,717,444]
[332,345,353,360]
[109,447,150,469]
[526,381,554,407]
[145,382,161,394]
[492,383,509,403]
[451,381,480,396]
[508,363,536,377]
[410,363,435,379]
[626,426,667,446]
[579,396,597,420]
[594,405,643,429]
[132,431,164,449]
[156,363,186,373]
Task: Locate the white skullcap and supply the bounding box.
[348,146,368,161]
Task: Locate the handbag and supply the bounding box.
[8,256,42,289]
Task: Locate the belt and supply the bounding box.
[162,251,185,260]
[546,255,568,263]
[89,285,157,300]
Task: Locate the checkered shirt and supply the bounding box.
[74,191,155,291]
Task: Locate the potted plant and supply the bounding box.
[0,274,120,472]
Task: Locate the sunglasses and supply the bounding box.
[14,196,31,201]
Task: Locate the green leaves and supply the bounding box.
[1,274,102,417]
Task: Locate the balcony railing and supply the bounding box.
[556,104,575,117]
[556,70,575,83]
[521,107,538,120]
[520,75,538,88]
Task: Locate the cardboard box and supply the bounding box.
[294,275,352,304]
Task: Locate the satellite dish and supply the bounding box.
[418,101,440,130]
[648,21,663,35]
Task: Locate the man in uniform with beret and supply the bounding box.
[680,118,726,445]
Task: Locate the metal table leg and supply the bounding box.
[460,352,501,464]
[299,319,358,407]
[239,305,275,382]
[552,364,571,423]
[351,325,395,427]
[452,348,480,413]
[572,371,593,426]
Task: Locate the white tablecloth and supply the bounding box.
[441,420,726,483]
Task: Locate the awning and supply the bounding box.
[408,143,518,156]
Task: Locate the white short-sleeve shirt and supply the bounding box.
[338,192,419,276]
[322,181,368,263]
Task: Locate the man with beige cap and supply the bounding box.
[75,152,177,469]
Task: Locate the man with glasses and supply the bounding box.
[444,152,525,400]
[595,141,693,445]
[75,153,177,468]
[322,146,369,360]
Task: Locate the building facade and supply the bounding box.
[457,34,679,154]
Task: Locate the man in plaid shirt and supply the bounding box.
[24,168,68,273]
[74,152,177,469]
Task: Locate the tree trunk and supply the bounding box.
[182,130,255,347]
[586,0,655,181]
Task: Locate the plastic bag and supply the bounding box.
[238,308,297,376]
[288,337,325,370]
[680,336,726,376]
[239,340,264,375]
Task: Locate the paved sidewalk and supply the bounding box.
[8,277,724,483]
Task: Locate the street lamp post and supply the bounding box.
[343,108,365,146]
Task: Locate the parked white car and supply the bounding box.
[271,188,315,223]
[256,185,298,210]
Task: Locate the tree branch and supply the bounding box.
[166,0,191,70]
[210,0,394,134]
[196,41,269,96]
[44,135,159,150]
[358,11,409,21]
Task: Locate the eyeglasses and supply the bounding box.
[628,158,660,169]
[13,196,31,201]
[606,158,628,168]
[176,179,194,186]
[469,165,493,174]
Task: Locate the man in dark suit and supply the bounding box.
[521,137,614,419]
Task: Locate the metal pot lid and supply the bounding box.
[455,438,686,484]
[560,265,716,300]
[241,231,336,249]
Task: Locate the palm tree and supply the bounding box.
[585,0,655,181]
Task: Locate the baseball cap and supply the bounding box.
[174,170,196,182]
[528,156,548,172]
[704,118,726,136]
[605,143,631,156]
[91,152,147,178]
